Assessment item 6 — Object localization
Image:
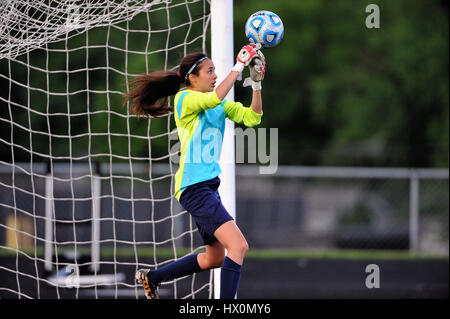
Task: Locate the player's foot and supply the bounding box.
[136,269,159,299]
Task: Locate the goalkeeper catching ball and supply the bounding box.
[123,43,266,299]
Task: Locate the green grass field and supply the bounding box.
[1,246,448,260]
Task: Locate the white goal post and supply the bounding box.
[211,0,235,300]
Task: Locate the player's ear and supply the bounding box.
[188,73,196,86]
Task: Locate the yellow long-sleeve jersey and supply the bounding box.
[173,89,263,200]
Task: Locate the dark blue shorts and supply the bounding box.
[179,177,234,245]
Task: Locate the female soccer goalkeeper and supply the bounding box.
[123,44,265,299]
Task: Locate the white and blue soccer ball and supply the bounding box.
[245,10,284,48]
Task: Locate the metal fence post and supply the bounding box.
[409,170,420,252]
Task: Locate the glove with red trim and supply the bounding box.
[231,43,262,73]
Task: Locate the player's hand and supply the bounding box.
[247,50,265,90]
[237,43,261,66]
[249,50,266,82]
[232,43,262,73]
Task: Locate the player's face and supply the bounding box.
[188,59,217,92]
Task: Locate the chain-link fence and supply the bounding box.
[1,163,448,255]
[235,166,449,254]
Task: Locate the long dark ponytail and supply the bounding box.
[123,52,208,118]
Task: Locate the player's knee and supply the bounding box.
[242,240,249,257]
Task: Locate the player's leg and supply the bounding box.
[213,220,248,299]
[197,240,225,270]
[136,241,225,299]
[136,253,203,299]
[214,220,248,265]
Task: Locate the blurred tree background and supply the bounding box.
[234,0,448,168]
[0,0,448,168]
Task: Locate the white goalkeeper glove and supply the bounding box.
[243,50,265,90]
[249,50,265,90]
[231,43,262,73]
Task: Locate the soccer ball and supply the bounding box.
[245,10,284,48]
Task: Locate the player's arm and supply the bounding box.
[215,72,240,102]
[223,100,262,127]
[223,49,266,126]
[250,89,262,115]
[183,44,262,115]
[181,90,222,114]
[248,50,265,114]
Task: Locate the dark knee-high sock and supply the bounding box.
[220,256,242,299]
[148,253,202,284]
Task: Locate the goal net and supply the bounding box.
[0,0,214,299]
